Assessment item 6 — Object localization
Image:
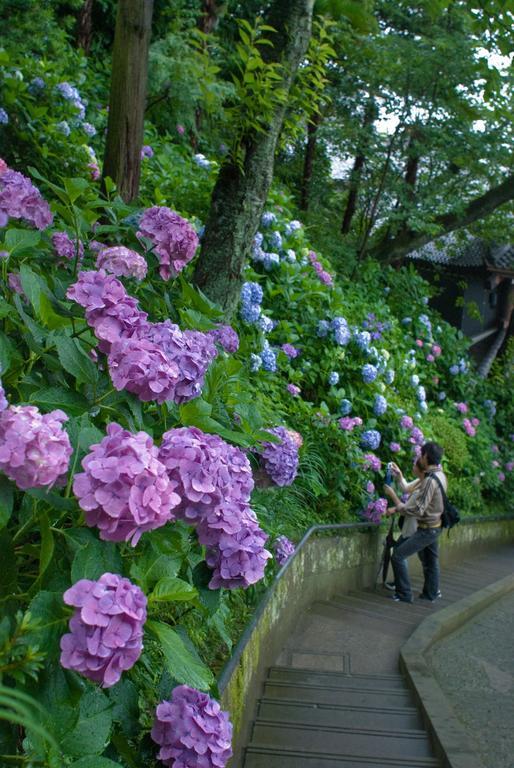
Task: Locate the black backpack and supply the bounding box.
[429,472,460,529]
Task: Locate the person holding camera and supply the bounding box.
[383,441,447,604]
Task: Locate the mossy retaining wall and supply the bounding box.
[220,517,514,767]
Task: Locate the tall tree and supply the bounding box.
[300,111,322,211]
[341,99,377,233]
[77,0,94,54]
[193,0,315,315]
[102,0,154,202]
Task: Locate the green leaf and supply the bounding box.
[24,592,70,657]
[0,476,14,529]
[4,228,41,256]
[63,177,89,203]
[107,679,139,738]
[55,336,98,385]
[70,759,121,768]
[38,510,55,579]
[61,688,112,757]
[29,386,90,416]
[19,263,43,315]
[71,533,122,582]
[146,620,214,690]
[149,577,198,603]
[0,297,13,319]
[129,548,180,592]
[0,331,13,374]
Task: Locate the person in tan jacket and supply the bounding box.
[383,442,447,603]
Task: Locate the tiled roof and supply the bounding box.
[409,233,514,272]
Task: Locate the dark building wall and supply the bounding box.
[461,274,498,337]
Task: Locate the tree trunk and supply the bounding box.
[77,0,94,54]
[193,0,315,316]
[300,111,321,211]
[198,0,222,34]
[102,0,154,203]
[341,99,376,235]
[368,171,514,263]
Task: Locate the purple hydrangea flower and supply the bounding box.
[96,246,148,281]
[159,426,254,523]
[108,336,182,404]
[0,380,7,412]
[287,383,301,396]
[400,415,414,430]
[360,430,381,450]
[208,324,239,354]
[389,442,401,453]
[52,231,84,262]
[409,426,424,446]
[373,395,388,416]
[0,405,72,490]
[205,520,271,589]
[362,497,387,523]
[73,423,180,546]
[282,343,299,359]
[60,573,147,688]
[338,416,362,431]
[260,427,300,487]
[137,206,199,280]
[274,535,295,566]
[0,169,53,229]
[151,685,233,767]
[362,364,378,383]
[363,453,382,472]
[0,109,9,125]
[141,145,154,159]
[7,272,25,297]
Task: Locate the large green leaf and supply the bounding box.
[0,476,14,530]
[38,510,55,580]
[129,548,180,592]
[71,534,122,582]
[148,577,198,603]
[55,336,98,385]
[61,689,112,757]
[29,386,90,417]
[70,759,121,768]
[0,331,13,374]
[24,592,70,658]
[146,620,214,691]
[4,228,41,255]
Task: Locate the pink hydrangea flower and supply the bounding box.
[176,124,185,135]
[151,685,233,768]
[0,405,72,490]
[431,344,442,357]
[60,573,146,687]
[260,427,300,487]
[137,206,199,280]
[505,461,513,472]
[88,161,100,181]
[363,453,381,472]
[416,339,424,347]
[73,423,180,546]
[455,402,468,414]
[463,418,476,437]
[0,159,8,174]
[0,169,53,229]
[96,246,148,281]
[426,354,435,363]
[471,417,480,427]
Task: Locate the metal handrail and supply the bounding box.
[217,512,514,692]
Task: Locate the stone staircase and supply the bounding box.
[243,544,514,768]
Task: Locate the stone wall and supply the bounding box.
[219,517,514,766]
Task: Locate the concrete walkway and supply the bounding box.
[243,543,514,767]
[428,588,514,768]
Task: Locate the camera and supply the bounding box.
[384,463,393,486]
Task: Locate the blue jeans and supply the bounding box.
[391,528,441,601]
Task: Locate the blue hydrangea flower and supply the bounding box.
[416,386,426,402]
[410,374,420,386]
[28,77,45,94]
[241,282,263,305]
[360,430,381,450]
[286,249,296,263]
[362,364,378,383]
[258,315,274,334]
[458,358,468,373]
[328,371,339,386]
[384,369,395,384]
[269,231,282,250]
[254,231,264,248]
[332,317,351,346]
[261,211,277,228]
[250,353,262,372]
[56,82,81,101]
[484,399,496,417]
[260,343,277,372]
[317,320,330,338]
[419,314,432,333]
[0,109,8,125]
[373,395,387,416]
[449,364,459,375]
[384,286,391,294]
[340,399,352,415]
[285,220,302,236]
[402,317,412,325]
[438,391,447,401]
[263,252,280,270]
[252,246,265,262]
[82,122,96,137]
[354,330,371,351]
[419,400,428,413]
[240,302,261,324]
[56,121,71,136]
[196,225,205,239]
[193,153,211,169]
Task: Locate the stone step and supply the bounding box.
[309,601,417,637]
[244,745,440,767]
[257,697,424,730]
[331,594,427,622]
[268,666,406,690]
[263,680,414,708]
[249,720,435,759]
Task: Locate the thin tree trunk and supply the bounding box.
[300,111,321,211]
[77,0,94,54]
[198,0,222,34]
[193,0,315,316]
[341,99,376,234]
[102,0,154,203]
[368,171,514,262]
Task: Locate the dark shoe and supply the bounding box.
[384,581,396,591]
[391,593,413,603]
[418,590,442,602]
